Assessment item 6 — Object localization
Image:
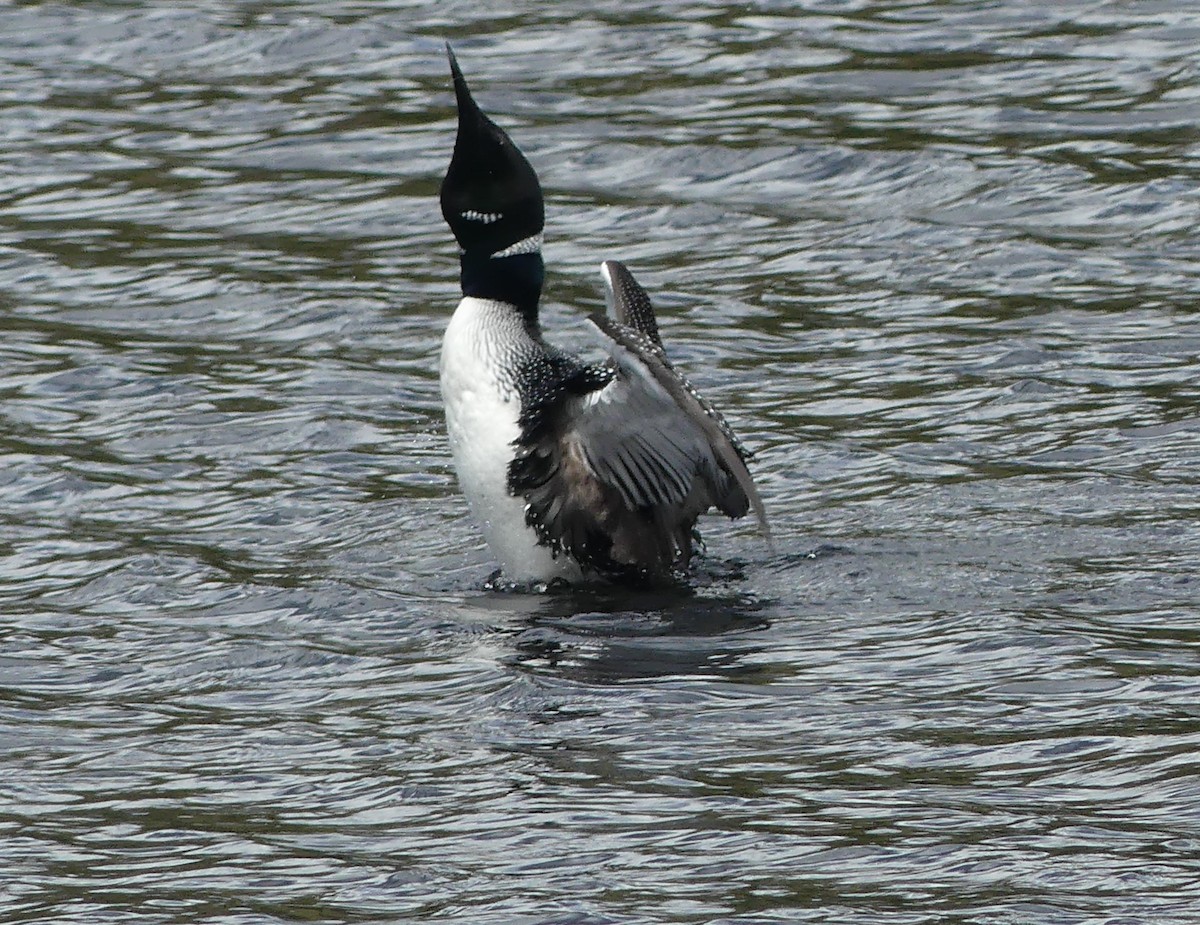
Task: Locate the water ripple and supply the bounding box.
[3,2,1200,923]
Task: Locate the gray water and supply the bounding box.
[3,2,1200,923]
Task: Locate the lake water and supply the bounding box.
[3,2,1199,923]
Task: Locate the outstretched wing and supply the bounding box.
[508,262,769,577]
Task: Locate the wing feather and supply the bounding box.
[506,262,770,578]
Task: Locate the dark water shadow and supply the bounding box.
[471,560,775,684]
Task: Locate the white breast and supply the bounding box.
[440,297,581,583]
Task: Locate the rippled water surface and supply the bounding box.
[4,2,1200,922]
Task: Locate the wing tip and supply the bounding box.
[599,259,619,319]
[597,259,662,347]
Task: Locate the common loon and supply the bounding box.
[438,47,769,584]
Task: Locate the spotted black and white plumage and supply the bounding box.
[438,47,768,583]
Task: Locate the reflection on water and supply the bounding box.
[501,583,772,683]
[3,2,1200,923]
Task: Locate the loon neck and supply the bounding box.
[460,251,544,329]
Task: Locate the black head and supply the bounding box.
[440,46,544,259]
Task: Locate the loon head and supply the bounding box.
[440,46,544,263]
